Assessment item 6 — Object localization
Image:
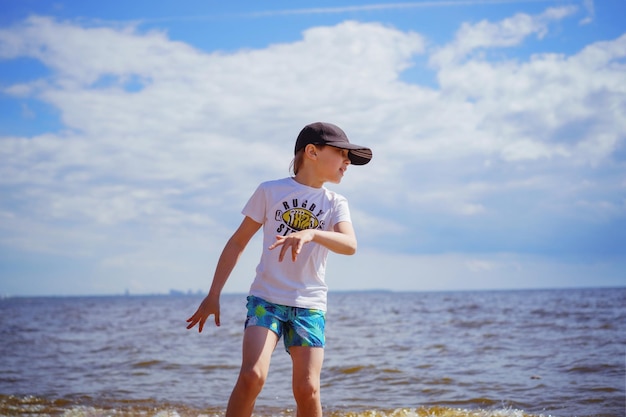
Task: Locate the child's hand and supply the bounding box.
[269,230,315,262]
[186,294,220,332]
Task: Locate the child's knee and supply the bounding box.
[238,367,267,394]
[292,378,320,401]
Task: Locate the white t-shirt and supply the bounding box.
[242,177,352,311]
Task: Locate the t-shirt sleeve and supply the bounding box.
[331,194,352,227]
[242,183,267,224]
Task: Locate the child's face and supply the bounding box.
[316,145,351,184]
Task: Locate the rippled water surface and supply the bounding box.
[1,288,624,416]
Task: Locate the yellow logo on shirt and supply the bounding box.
[282,208,319,231]
[275,199,325,235]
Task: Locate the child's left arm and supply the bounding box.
[269,221,357,262]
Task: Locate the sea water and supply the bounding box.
[1,288,624,416]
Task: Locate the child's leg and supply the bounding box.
[289,346,324,417]
[226,326,279,417]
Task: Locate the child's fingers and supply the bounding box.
[279,242,289,262]
[268,235,286,250]
[272,234,307,262]
[186,312,200,329]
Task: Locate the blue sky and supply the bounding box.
[0,0,624,296]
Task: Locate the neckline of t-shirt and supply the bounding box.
[289,176,326,192]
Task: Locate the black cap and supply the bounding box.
[294,122,372,165]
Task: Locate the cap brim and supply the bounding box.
[348,148,372,165]
[327,143,372,165]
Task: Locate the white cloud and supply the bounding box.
[429,6,578,67]
[501,139,570,161]
[0,9,625,294]
[432,15,626,165]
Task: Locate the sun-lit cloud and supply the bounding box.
[0,4,624,295]
[430,6,578,66]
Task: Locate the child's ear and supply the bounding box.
[305,144,318,159]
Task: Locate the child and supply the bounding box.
[186,122,372,417]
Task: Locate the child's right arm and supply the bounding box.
[186,216,261,332]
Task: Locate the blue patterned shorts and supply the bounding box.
[245,296,326,352]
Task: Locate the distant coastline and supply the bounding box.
[2,285,625,299]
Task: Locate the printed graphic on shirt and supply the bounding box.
[275,198,325,236]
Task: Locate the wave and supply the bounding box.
[0,395,561,417]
